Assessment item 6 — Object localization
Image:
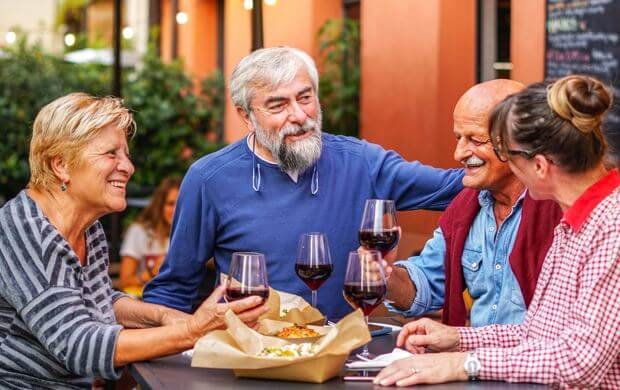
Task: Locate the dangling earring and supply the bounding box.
[60,182,67,192]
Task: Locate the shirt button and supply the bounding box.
[495,264,502,270]
[492,304,497,310]
[489,226,495,232]
[471,262,478,269]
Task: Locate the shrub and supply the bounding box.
[0,37,224,201]
[317,19,360,137]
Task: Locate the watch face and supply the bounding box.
[465,359,479,372]
[465,352,481,377]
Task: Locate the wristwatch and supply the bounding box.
[463,351,481,381]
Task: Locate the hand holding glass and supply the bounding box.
[225,252,270,302]
[359,199,400,257]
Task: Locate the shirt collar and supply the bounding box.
[564,169,620,232]
[477,188,527,208]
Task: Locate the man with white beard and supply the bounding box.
[143,47,464,319]
[383,80,563,328]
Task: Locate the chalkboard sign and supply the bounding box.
[545,0,620,163]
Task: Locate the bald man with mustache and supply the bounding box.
[384,79,563,327]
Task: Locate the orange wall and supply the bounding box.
[361,0,477,251]
[178,0,219,81]
[160,0,218,79]
[223,0,341,142]
[223,0,253,142]
[511,0,545,84]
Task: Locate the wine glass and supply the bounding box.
[359,199,400,257]
[343,250,387,359]
[225,252,270,302]
[295,233,333,308]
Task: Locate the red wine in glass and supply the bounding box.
[343,250,386,359]
[225,252,269,303]
[295,233,332,308]
[359,199,400,257]
[226,286,270,302]
[295,263,333,291]
[343,282,387,316]
[358,228,400,257]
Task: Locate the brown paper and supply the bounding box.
[219,274,325,326]
[260,287,281,320]
[192,309,371,383]
[260,289,325,325]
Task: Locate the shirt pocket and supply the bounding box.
[461,248,484,297]
[510,282,526,309]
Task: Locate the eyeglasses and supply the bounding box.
[492,145,537,162]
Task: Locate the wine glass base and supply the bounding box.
[356,352,377,361]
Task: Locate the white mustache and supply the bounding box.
[279,118,317,139]
[464,155,485,166]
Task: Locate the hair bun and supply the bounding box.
[546,75,613,134]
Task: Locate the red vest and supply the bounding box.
[438,188,563,326]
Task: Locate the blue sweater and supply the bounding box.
[143,133,464,319]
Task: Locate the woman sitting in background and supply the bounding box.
[0,93,266,389]
[120,176,181,294]
[374,75,620,388]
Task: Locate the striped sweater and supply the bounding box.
[0,191,124,389]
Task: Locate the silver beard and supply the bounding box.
[252,108,323,174]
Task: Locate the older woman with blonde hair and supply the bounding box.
[0,93,266,389]
[374,75,620,388]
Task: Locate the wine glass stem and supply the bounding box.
[311,289,317,308]
[362,315,370,357]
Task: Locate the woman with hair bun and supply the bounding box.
[373,75,620,388]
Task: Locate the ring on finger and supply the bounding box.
[410,367,421,374]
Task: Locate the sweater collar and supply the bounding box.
[245,135,299,182]
[244,133,320,195]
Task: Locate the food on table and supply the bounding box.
[279,308,289,317]
[275,325,319,338]
[258,343,317,358]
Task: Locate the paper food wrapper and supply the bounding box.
[192,309,371,383]
[219,273,324,326]
[260,288,325,326]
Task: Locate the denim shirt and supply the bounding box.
[386,190,527,326]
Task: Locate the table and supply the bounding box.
[130,318,546,389]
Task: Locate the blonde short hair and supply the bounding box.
[28,92,136,190]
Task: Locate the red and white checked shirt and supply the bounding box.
[458,169,620,389]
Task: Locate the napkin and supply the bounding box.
[345,348,413,369]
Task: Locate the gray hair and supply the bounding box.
[230,46,319,113]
